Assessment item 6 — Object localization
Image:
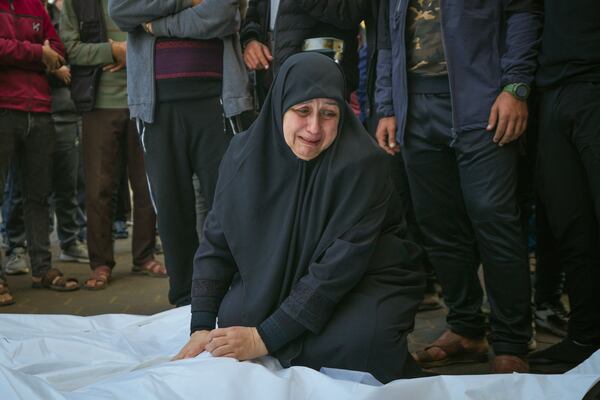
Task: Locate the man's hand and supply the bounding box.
[53,65,71,85]
[375,116,399,155]
[243,40,273,71]
[205,327,268,361]
[486,91,528,146]
[41,40,65,72]
[172,330,212,360]
[191,0,203,5]
[104,39,127,73]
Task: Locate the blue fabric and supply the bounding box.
[375,0,542,142]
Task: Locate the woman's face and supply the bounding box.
[282,98,341,161]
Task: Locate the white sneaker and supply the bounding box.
[4,247,30,275]
[59,241,89,263]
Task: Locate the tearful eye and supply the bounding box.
[293,107,310,116]
[321,110,339,119]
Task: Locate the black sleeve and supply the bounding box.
[297,0,371,30]
[240,0,265,46]
[189,210,238,335]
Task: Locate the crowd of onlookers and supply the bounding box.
[0,0,598,375]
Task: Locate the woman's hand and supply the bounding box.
[172,330,211,360]
[205,327,268,361]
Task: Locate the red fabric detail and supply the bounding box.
[0,0,65,113]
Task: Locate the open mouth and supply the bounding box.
[298,136,321,146]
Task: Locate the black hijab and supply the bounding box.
[194,52,393,341]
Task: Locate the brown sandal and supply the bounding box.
[412,331,489,368]
[0,280,16,306]
[32,268,80,292]
[131,259,167,278]
[84,266,111,290]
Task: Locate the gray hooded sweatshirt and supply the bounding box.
[109,0,253,123]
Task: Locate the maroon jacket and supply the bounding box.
[0,0,65,113]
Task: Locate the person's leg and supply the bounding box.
[3,161,29,275]
[534,200,568,337]
[52,120,85,256]
[126,119,160,271]
[142,102,198,306]
[188,97,232,211]
[20,112,54,279]
[402,94,486,344]
[76,118,87,242]
[530,84,600,367]
[82,109,125,276]
[112,142,130,240]
[292,235,426,383]
[0,108,20,305]
[192,174,208,242]
[389,153,441,310]
[454,129,531,369]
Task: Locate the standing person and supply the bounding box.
[528,0,600,371]
[241,0,370,106]
[108,0,253,306]
[47,0,89,263]
[60,0,166,290]
[375,0,542,373]
[1,0,80,306]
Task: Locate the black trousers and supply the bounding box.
[537,82,600,345]
[0,109,54,279]
[2,119,81,252]
[82,109,156,270]
[142,97,231,306]
[401,94,531,355]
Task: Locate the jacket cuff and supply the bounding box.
[257,308,306,354]
[32,43,44,63]
[151,19,169,38]
[99,42,115,64]
[190,311,217,335]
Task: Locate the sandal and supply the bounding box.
[32,268,80,292]
[0,280,16,306]
[84,266,111,291]
[131,259,167,278]
[412,330,489,368]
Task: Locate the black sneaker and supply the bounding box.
[112,220,129,239]
[535,302,569,338]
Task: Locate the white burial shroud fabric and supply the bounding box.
[0,306,598,399]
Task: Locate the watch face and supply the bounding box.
[515,85,529,98]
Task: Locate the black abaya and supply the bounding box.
[190,53,425,383]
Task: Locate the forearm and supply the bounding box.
[190,211,237,334]
[0,38,43,68]
[151,0,239,39]
[501,9,542,86]
[108,0,193,32]
[375,48,395,117]
[257,308,306,354]
[59,3,114,66]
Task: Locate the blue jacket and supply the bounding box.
[375,0,542,142]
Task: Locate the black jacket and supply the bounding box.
[240,0,370,93]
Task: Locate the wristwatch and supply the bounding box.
[503,83,530,101]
